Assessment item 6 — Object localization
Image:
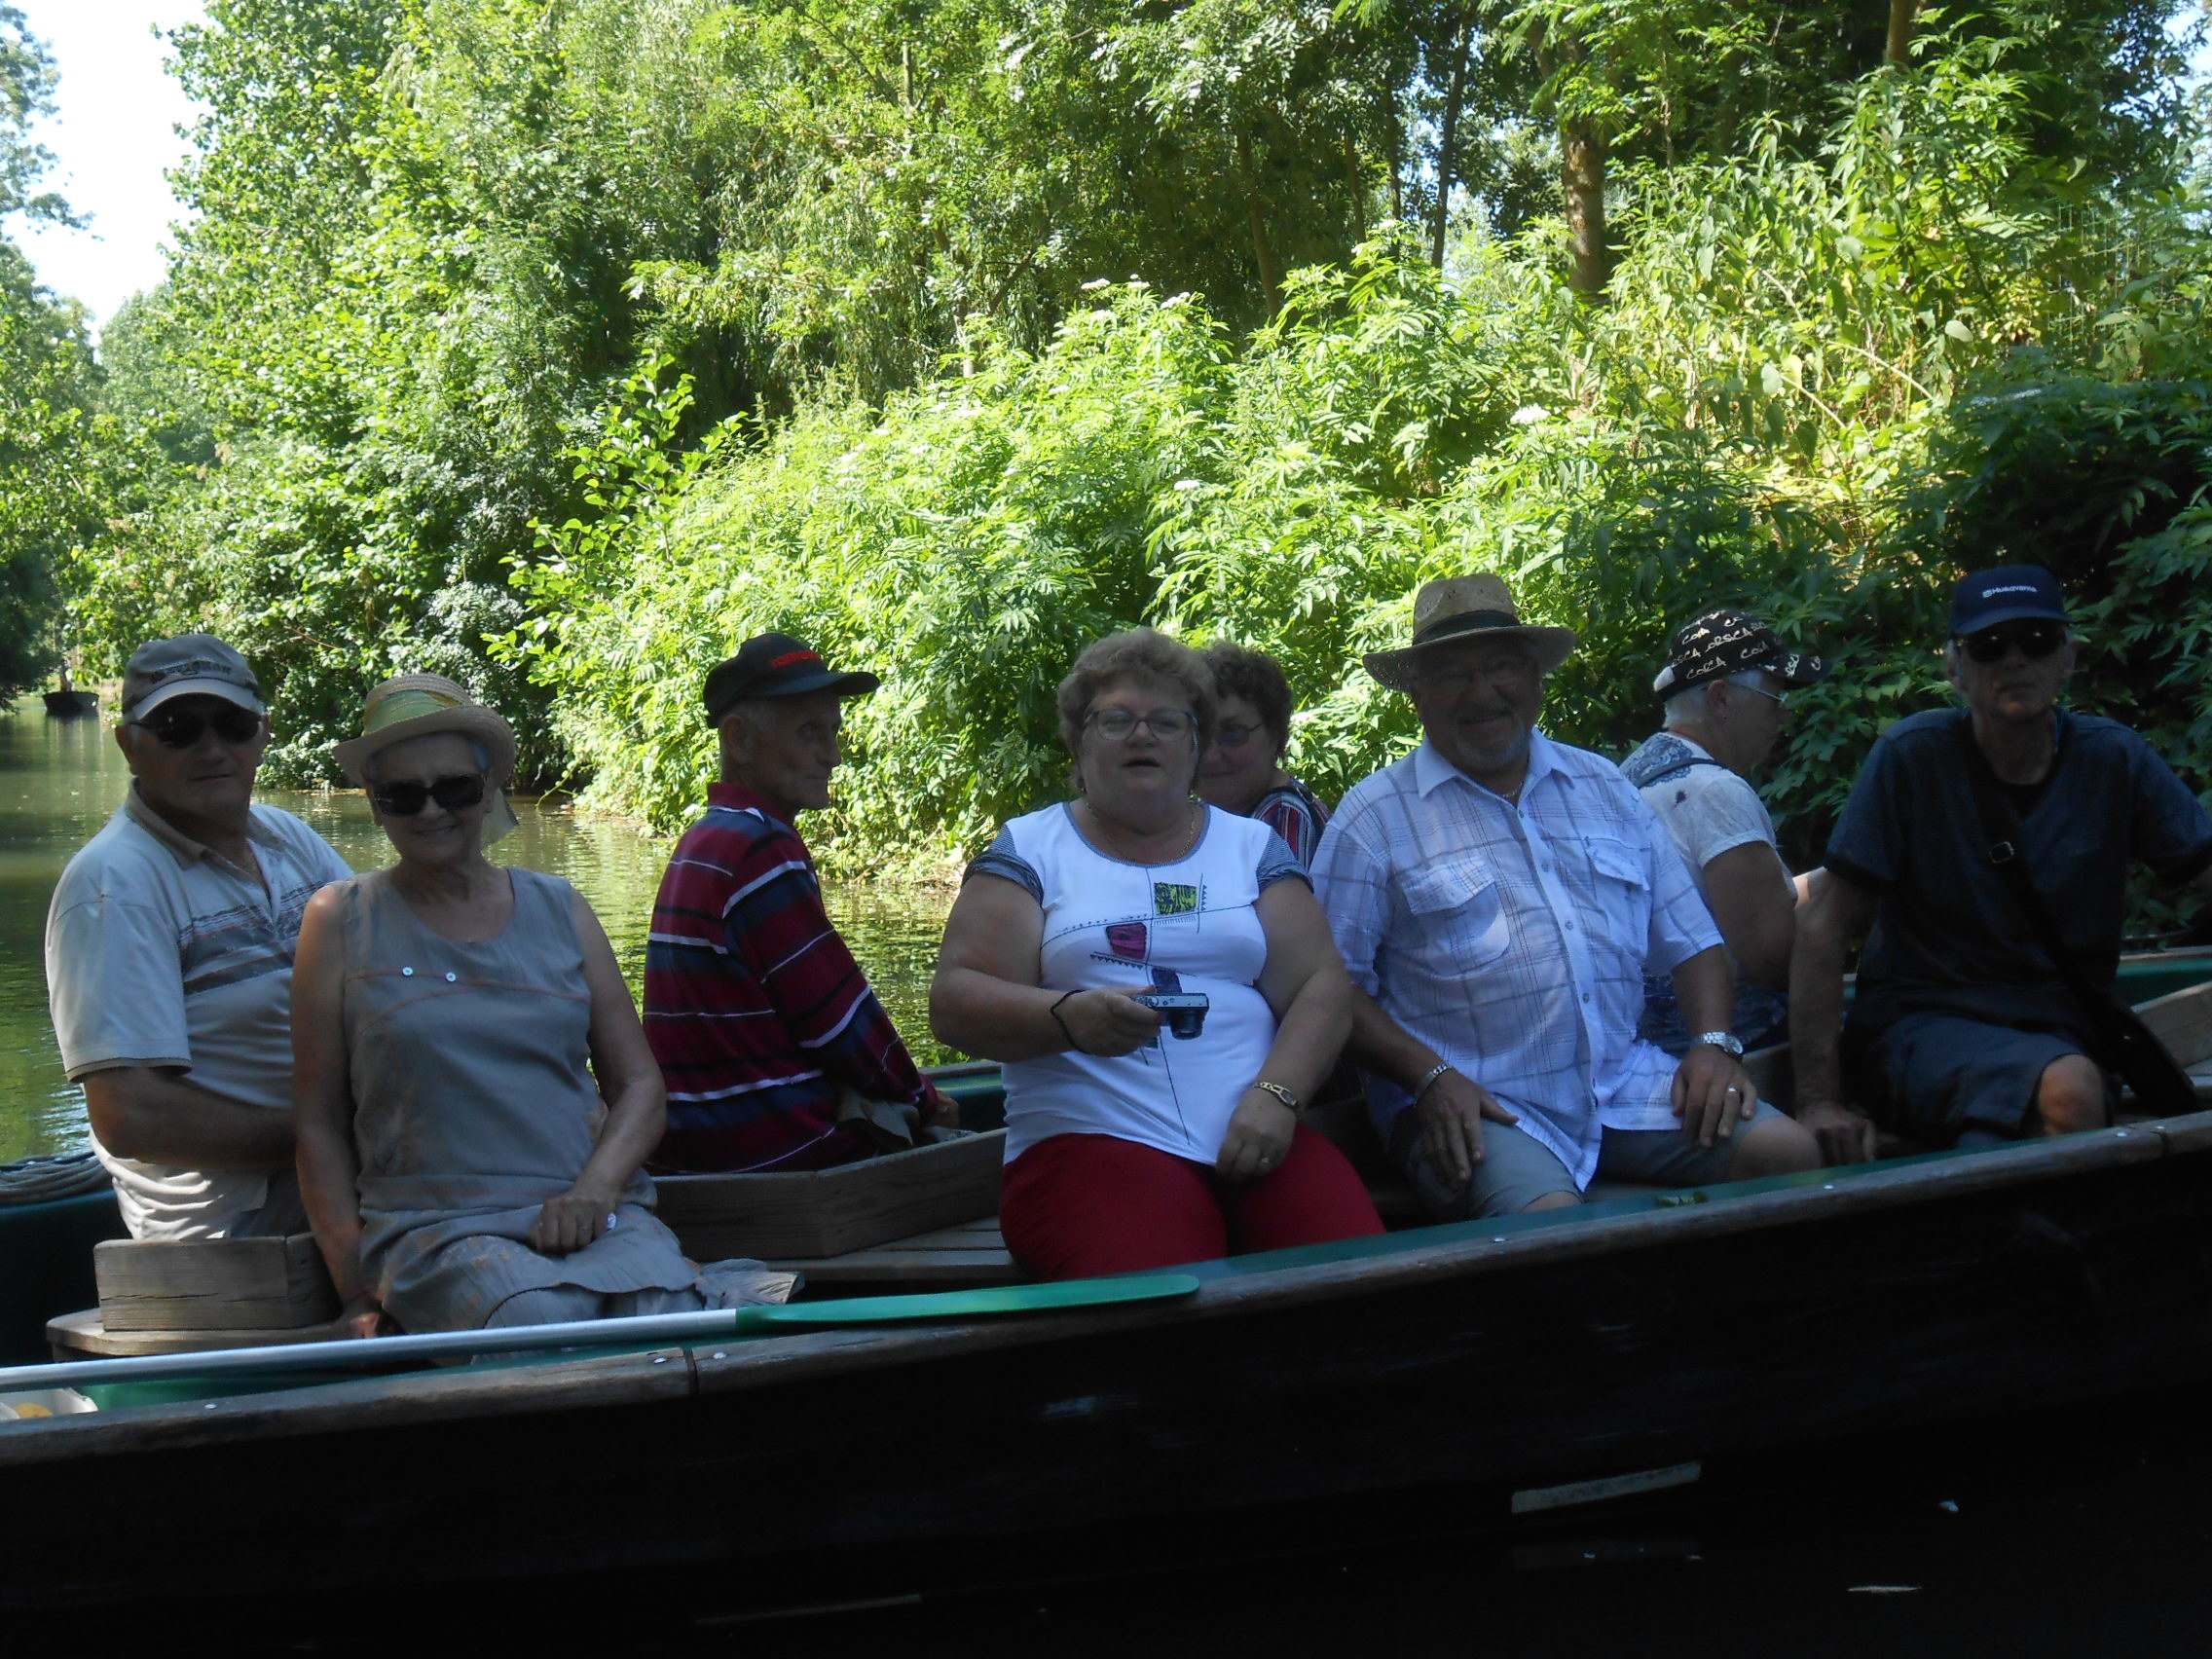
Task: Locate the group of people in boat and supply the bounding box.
[41,561,2212,1333]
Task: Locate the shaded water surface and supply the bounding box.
[0,697,952,1162]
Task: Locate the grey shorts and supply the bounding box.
[1859,1013,2092,1146]
[1390,1102,1788,1221]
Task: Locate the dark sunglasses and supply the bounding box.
[1958,620,2067,664]
[372,774,488,816]
[130,705,264,749]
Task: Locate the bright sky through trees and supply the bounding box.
[14,1,203,331]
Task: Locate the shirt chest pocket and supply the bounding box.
[1402,861,1512,975]
[1578,835,1651,957]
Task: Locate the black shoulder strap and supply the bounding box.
[1951,717,2195,1115]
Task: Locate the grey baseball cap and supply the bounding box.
[121,634,267,719]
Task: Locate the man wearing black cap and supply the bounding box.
[1791,567,2212,1163]
[45,633,353,1238]
[643,633,955,1172]
[1620,608,1828,1055]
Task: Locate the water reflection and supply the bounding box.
[0,697,953,1163]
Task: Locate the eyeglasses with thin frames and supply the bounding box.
[1085,709,1196,743]
[1736,682,1789,710]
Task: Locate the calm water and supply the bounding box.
[0,696,952,1163]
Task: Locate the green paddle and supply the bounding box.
[0,1273,1202,1397]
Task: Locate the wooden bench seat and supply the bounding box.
[771,1216,1021,1290]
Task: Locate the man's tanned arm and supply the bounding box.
[1787,869,1880,1164]
[82,1066,293,1169]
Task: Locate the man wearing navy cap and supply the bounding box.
[1790,568,2212,1162]
[643,633,956,1172]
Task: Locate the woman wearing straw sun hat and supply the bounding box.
[292,674,793,1334]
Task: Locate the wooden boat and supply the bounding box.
[41,688,97,718]
[3,976,2212,1616]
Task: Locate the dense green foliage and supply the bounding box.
[36,0,2212,921]
[0,3,98,697]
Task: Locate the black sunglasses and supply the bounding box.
[130,705,264,749]
[372,774,488,816]
[1958,620,2067,664]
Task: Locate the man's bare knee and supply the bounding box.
[1726,1114,1822,1179]
[2031,1055,2106,1136]
[1520,1190,1581,1213]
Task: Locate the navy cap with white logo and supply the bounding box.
[1949,566,2070,636]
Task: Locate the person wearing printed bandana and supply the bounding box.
[1621,608,1828,1055]
[1311,575,1821,1221]
[1791,567,2212,1163]
[44,633,352,1238]
[644,632,957,1173]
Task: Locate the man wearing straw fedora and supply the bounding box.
[46,633,353,1239]
[1311,575,1821,1219]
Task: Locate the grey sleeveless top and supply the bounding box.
[340,866,698,1330]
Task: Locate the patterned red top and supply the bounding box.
[644,784,944,1171]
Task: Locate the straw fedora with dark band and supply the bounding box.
[1363,573,1578,692]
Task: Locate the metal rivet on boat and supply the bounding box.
[1824,1183,1835,1190]
[2115,1129,2128,1138]
[401,965,414,977]
[203,1402,218,1411]
[1492,1235,1505,1243]
[711,1351,727,1360]
[444,971,457,983]
[650,1353,669,1364]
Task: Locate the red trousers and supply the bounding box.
[999,1128,1385,1281]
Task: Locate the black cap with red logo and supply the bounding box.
[703,633,882,722]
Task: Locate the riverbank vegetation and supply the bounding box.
[21,0,2212,889]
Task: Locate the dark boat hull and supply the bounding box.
[41,689,97,718]
[4,1123,2210,1613]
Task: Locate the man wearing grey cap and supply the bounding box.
[1621,608,1829,1056]
[1792,567,2212,1162]
[44,634,353,1238]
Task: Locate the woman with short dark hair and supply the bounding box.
[1198,641,1333,867]
[932,629,1382,1280]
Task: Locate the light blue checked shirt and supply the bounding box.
[1312,732,1722,1189]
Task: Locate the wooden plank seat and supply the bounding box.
[770,1217,1021,1290]
[49,1308,355,1360]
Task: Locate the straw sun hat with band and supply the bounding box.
[1362,572,1578,692]
[333,674,522,844]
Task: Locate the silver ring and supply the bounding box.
[1725,1087,1741,1096]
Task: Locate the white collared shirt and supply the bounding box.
[1312,731,1721,1188]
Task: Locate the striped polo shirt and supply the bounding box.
[643,783,941,1172]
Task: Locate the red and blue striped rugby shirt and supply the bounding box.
[645,784,945,1171]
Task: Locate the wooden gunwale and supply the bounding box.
[0,1118,2188,1470]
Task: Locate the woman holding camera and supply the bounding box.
[932,630,1382,1279]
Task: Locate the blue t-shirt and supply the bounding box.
[1827,708,2212,1040]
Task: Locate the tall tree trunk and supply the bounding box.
[1235,129,1282,312]
[1430,15,1471,267]
[1885,0,1918,65]
[1563,117,1609,298]
[1345,135,1369,245]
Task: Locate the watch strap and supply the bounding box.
[1251,1081,1303,1114]
[1692,1030,1746,1056]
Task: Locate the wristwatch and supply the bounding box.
[1251,1081,1303,1115]
[1691,1030,1746,1056]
